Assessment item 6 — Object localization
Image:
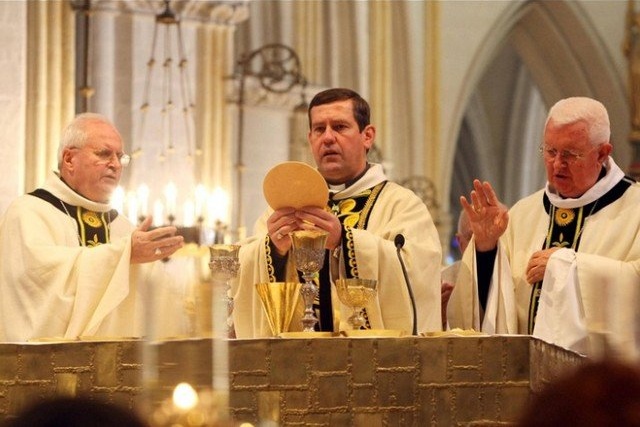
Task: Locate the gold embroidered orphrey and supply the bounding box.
[554,208,575,226]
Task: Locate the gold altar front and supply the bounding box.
[0,336,583,425]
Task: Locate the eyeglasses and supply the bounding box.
[539,144,601,165]
[93,149,131,167]
[70,146,131,167]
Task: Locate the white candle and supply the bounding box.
[207,187,229,227]
[111,186,125,214]
[137,184,150,217]
[164,182,177,218]
[183,200,195,227]
[153,200,164,227]
[194,184,207,220]
[126,191,138,224]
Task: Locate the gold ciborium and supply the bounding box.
[256,282,301,336]
[335,278,378,330]
[209,244,241,336]
[290,230,328,332]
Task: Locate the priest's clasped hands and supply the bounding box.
[268,206,342,256]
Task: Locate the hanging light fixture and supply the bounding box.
[110,0,229,244]
[133,0,198,163]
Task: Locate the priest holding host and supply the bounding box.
[0,113,186,342]
[233,88,443,337]
[447,97,640,358]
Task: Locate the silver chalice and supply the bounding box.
[290,230,328,332]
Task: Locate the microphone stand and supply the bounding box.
[394,234,417,335]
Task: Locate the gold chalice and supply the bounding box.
[335,278,377,330]
[290,230,328,332]
[256,282,301,336]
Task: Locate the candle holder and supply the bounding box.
[289,230,328,332]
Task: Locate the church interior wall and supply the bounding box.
[0,0,634,256]
[0,0,635,421]
[0,2,27,215]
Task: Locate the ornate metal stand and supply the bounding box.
[290,230,328,332]
[208,244,240,337]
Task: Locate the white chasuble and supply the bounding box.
[233,163,443,338]
[0,172,188,342]
[448,158,640,358]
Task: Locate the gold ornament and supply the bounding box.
[343,214,360,228]
[554,208,575,227]
[338,199,356,214]
[82,211,103,228]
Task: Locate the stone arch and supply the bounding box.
[445,0,628,258]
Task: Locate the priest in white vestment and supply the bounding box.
[448,97,640,359]
[0,113,186,342]
[233,88,443,338]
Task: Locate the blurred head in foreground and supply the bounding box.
[518,359,640,427]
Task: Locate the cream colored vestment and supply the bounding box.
[232,163,443,338]
[0,172,188,342]
[448,159,640,358]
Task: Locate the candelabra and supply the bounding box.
[95,0,232,243]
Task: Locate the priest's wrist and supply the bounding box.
[474,239,497,253]
[328,229,343,251]
[269,237,289,257]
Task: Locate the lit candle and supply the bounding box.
[126,191,138,224]
[153,200,164,227]
[137,184,150,217]
[172,382,199,411]
[164,182,177,218]
[207,187,229,228]
[194,184,207,220]
[183,200,195,227]
[111,186,125,214]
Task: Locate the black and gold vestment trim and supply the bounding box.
[333,181,387,279]
[331,181,387,329]
[527,175,635,333]
[29,188,118,247]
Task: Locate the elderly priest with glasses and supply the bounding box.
[448,97,640,358]
[0,113,185,342]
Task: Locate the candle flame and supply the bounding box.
[172,382,198,411]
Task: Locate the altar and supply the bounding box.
[0,335,582,425]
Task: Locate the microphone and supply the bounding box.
[394,234,417,335]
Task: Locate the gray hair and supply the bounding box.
[57,113,117,167]
[544,97,610,146]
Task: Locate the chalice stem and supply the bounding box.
[349,307,365,330]
[300,275,318,332]
[290,230,328,333]
[225,281,235,337]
